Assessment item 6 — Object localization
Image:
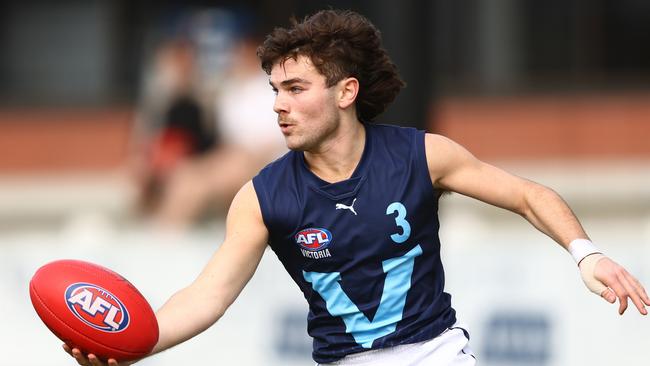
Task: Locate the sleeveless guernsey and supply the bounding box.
[252,123,456,363]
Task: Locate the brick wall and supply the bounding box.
[434,93,650,160]
[0,94,648,173]
[0,108,133,172]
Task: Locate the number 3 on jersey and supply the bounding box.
[303,202,421,348]
[386,202,411,243]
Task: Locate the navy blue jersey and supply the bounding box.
[252,123,456,363]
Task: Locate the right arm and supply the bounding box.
[67,180,269,366]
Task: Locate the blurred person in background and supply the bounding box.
[67,9,649,366]
[129,37,217,222]
[151,32,285,229]
[130,12,285,231]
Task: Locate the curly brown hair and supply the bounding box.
[257,9,405,122]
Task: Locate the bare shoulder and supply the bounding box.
[424,133,480,186]
[225,180,267,241]
[229,181,261,215]
[424,132,454,146]
[424,133,471,157]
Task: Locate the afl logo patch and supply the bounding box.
[295,228,332,251]
[65,283,130,332]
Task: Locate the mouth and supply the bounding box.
[278,119,293,134]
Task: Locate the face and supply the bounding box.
[269,55,341,151]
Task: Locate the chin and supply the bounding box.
[284,138,303,151]
[283,135,305,151]
[286,143,307,152]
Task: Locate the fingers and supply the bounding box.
[71,348,90,366]
[618,272,648,315]
[62,344,73,356]
[618,293,629,315]
[67,348,109,366]
[600,288,616,304]
[596,261,649,315]
[603,276,628,314]
[63,345,124,366]
[88,354,106,366]
[631,276,650,306]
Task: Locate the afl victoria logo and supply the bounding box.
[295,228,332,251]
[65,283,130,332]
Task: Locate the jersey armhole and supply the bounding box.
[414,130,442,199]
[252,175,274,230]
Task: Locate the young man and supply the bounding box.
[67,9,649,366]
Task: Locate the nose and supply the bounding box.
[273,91,289,115]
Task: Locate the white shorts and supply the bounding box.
[317,323,476,366]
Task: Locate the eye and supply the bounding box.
[290,86,303,94]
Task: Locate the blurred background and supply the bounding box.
[1,1,649,365]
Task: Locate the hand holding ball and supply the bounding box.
[29,260,158,362]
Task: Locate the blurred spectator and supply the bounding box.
[152,34,285,229]
[130,18,285,231]
[129,37,216,219]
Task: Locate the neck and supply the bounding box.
[303,118,366,183]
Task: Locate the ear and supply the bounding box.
[337,77,359,109]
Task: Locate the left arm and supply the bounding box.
[425,133,650,315]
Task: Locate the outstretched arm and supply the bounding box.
[66,181,269,365]
[152,181,269,353]
[425,133,650,315]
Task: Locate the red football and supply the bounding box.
[29,259,159,361]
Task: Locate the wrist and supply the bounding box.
[568,238,601,265]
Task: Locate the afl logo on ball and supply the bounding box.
[65,283,130,332]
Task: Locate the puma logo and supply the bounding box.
[335,198,358,215]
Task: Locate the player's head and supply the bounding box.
[257,9,405,123]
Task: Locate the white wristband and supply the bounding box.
[568,238,601,265]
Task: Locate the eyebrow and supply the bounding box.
[269,78,312,88]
